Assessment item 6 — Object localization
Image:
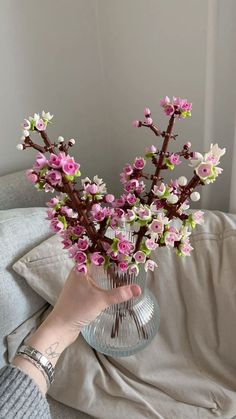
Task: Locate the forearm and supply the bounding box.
[12,312,81,395]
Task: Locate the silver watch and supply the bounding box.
[17,345,55,385]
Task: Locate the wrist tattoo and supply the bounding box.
[45,342,61,359]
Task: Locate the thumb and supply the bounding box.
[105,284,141,306]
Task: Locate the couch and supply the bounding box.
[1,169,236,419]
[0,170,92,419]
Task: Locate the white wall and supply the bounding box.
[0,0,235,211]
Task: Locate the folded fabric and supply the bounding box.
[13,210,236,419]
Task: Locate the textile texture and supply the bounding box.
[13,210,236,419]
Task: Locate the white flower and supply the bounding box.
[23,129,29,137]
[178,176,188,186]
[166,193,178,204]
[16,144,24,150]
[189,152,203,168]
[81,177,91,186]
[34,113,40,121]
[42,110,53,121]
[190,191,200,202]
[204,143,226,165]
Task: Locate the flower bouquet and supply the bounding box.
[17,96,225,356]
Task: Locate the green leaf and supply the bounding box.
[145,152,155,158]
[58,215,68,229]
[165,159,174,170]
[111,238,119,252]
[39,166,49,176]
[65,174,75,181]
[75,169,81,177]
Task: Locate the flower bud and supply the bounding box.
[23,130,29,137]
[190,191,200,202]
[20,136,26,141]
[146,117,153,125]
[58,136,64,143]
[68,138,75,146]
[16,144,24,150]
[144,107,151,117]
[184,142,191,149]
[132,120,141,128]
[166,194,178,204]
[178,176,188,186]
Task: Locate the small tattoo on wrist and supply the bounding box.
[45,342,61,359]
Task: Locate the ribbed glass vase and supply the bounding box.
[81,225,160,357]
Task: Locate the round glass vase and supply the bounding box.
[81,223,160,357]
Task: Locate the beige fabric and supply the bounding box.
[13,210,236,419]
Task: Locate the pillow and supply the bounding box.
[0,207,52,367]
[12,210,236,419]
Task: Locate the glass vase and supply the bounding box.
[81,226,160,357]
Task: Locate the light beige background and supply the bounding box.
[0,0,235,211]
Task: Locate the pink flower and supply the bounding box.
[145,239,158,250]
[91,204,106,222]
[152,182,166,197]
[134,157,146,170]
[84,183,98,194]
[23,119,31,130]
[45,170,62,186]
[75,251,87,265]
[164,231,180,247]
[77,238,89,251]
[44,183,54,192]
[129,264,139,275]
[195,162,213,180]
[114,195,126,207]
[46,208,56,220]
[169,153,181,165]
[46,197,59,207]
[132,120,141,128]
[35,119,46,131]
[146,117,153,125]
[26,169,38,183]
[144,107,151,116]
[104,194,115,203]
[90,252,105,266]
[62,157,80,175]
[72,225,85,236]
[62,238,73,249]
[179,240,194,256]
[160,96,171,107]
[61,206,77,218]
[49,153,62,168]
[75,264,88,274]
[192,210,204,224]
[164,104,175,116]
[149,220,164,234]
[126,193,137,205]
[125,179,139,192]
[118,239,134,255]
[144,259,158,272]
[118,261,129,272]
[133,251,146,263]
[50,218,64,232]
[135,205,151,220]
[123,164,133,175]
[125,209,136,222]
[33,152,48,170]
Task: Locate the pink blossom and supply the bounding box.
[33,152,48,170]
[125,179,139,192]
[35,119,46,131]
[144,107,151,116]
[46,197,59,207]
[61,206,77,218]
[118,261,129,272]
[134,251,146,263]
[75,264,88,274]
[91,204,106,222]
[114,195,126,207]
[146,117,153,125]
[45,170,62,186]
[75,251,87,265]
[46,208,56,220]
[136,181,145,193]
[192,210,204,224]
[118,239,134,255]
[184,142,191,149]
[195,162,213,179]
[72,225,85,236]
[164,104,175,116]
[129,264,139,275]
[145,239,158,250]
[149,220,164,234]
[26,169,38,183]
[160,96,171,107]
[170,179,179,189]
[155,200,164,209]
[135,205,151,220]
[23,119,31,130]
[152,182,166,197]
[62,157,80,175]
[179,239,193,256]
[134,157,146,170]
[132,120,141,128]
[77,238,89,251]
[50,218,64,232]
[104,194,115,203]
[164,231,180,247]
[90,252,105,266]
[123,164,133,175]
[126,193,137,205]
[62,238,73,249]
[44,183,55,192]
[110,216,119,229]
[169,153,181,165]
[84,183,98,194]
[49,153,62,168]
[125,209,136,222]
[144,259,158,272]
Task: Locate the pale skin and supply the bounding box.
[12,267,141,394]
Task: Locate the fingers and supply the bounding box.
[105,284,141,306]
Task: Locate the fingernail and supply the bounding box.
[131,285,141,297]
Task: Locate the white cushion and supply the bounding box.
[13,210,236,419]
